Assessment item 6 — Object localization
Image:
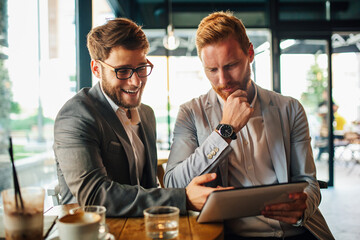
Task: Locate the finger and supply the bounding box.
[265,200,306,211]
[214,186,234,191]
[237,97,248,102]
[228,89,247,98]
[262,209,304,218]
[265,202,293,211]
[192,173,217,185]
[226,95,248,104]
[262,214,300,224]
[289,192,307,200]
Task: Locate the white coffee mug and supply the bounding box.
[57,212,101,240]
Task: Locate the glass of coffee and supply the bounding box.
[1,187,45,240]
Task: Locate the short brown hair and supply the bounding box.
[196,11,250,59]
[87,18,149,61]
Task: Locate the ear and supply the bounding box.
[91,59,101,79]
[248,43,254,62]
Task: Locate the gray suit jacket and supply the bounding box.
[53,82,186,217]
[164,83,334,240]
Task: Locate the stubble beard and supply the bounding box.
[214,63,251,101]
[101,73,144,109]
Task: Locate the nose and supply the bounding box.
[218,69,230,86]
[128,72,142,87]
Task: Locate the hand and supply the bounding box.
[221,89,254,133]
[261,192,307,224]
[185,173,233,211]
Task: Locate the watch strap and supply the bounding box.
[216,124,237,140]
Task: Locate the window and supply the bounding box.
[142,28,271,149]
[0,0,76,209]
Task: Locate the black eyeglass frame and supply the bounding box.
[97,59,154,80]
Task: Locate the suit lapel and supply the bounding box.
[111,131,138,185]
[205,89,222,130]
[138,108,156,187]
[257,85,288,183]
[89,83,138,185]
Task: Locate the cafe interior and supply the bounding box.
[0,0,360,239]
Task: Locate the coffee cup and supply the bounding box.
[57,211,101,240]
[1,187,45,240]
[69,205,107,237]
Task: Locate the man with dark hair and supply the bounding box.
[53,18,222,217]
[165,11,334,239]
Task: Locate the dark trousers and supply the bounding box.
[225,229,318,240]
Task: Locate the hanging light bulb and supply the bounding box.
[163,24,180,50]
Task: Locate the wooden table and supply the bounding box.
[44,203,224,240]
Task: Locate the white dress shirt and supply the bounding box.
[101,85,145,185]
[217,83,305,237]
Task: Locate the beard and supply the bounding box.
[213,63,251,101]
[101,72,144,109]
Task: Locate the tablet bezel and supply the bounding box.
[197,181,309,223]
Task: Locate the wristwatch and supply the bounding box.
[216,124,237,140]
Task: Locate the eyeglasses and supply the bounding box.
[97,59,154,80]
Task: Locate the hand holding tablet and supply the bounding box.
[262,191,308,225]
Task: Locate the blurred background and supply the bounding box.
[0,0,359,238]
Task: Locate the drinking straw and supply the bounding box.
[8,136,24,210]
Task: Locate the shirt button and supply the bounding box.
[207,154,213,159]
[210,150,216,156]
[214,147,219,152]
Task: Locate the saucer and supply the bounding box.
[48,232,115,240]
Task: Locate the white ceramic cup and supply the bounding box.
[69,205,106,226]
[69,205,108,238]
[57,212,101,240]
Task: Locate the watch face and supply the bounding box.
[220,125,233,138]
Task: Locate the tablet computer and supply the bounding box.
[197,181,308,223]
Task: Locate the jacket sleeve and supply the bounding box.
[287,98,322,224]
[164,104,231,188]
[53,100,187,217]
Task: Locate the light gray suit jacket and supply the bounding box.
[53,82,186,217]
[164,83,334,240]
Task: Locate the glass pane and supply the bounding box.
[92,0,115,86]
[134,0,268,28]
[92,0,115,28]
[332,32,360,185]
[250,30,272,90]
[141,56,169,150]
[331,0,360,21]
[142,28,271,149]
[279,0,329,21]
[0,0,76,209]
[280,39,329,182]
[167,56,212,147]
[173,11,267,28]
